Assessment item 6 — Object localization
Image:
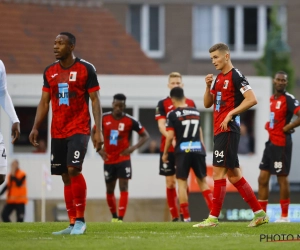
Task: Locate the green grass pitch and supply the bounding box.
[1,222,300,250]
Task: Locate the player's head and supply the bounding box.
[209,43,231,72]
[54,32,76,60]
[170,87,185,107]
[168,72,184,90]
[112,93,126,117]
[273,71,288,93]
[10,159,19,174]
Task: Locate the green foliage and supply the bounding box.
[254,6,295,93]
[1,222,300,250]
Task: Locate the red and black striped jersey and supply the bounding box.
[155,96,196,152]
[265,92,300,146]
[43,58,100,138]
[211,68,251,135]
[102,112,145,164]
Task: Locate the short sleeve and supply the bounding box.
[82,61,100,93]
[232,68,252,95]
[42,69,50,92]
[155,100,166,120]
[286,94,300,115]
[131,117,145,134]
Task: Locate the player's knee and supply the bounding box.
[258,175,269,186]
[67,166,80,177]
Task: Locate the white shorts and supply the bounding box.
[0,144,7,175]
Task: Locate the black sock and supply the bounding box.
[118,216,123,221]
[76,218,85,223]
[112,213,118,219]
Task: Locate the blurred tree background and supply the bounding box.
[254,6,295,93]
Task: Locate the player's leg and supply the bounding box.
[0,174,5,185]
[276,175,290,222]
[177,178,190,222]
[175,153,192,222]
[116,160,131,221]
[118,179,129,221]
[275,142,292,222]
[67,134,89,235]
[159,152,179,221]
[104,163,118,221]
[1,204,14,222]
[258,141,272,212]
[193,154,213,211]
[258,170,271,212]
[16,203,25,222]
[51,138,75,235]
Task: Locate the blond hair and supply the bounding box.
[209,43,230,53]
[168,72,182,80]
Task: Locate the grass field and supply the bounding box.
[1,222,300,250]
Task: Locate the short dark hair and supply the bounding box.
[60,32,76,45]
[209,43,230,53]
[275,71,288,77]
[170,87,184,100]
[113,93,126,103]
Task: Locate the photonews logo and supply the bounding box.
[58,83,69,106]
[260,234,300,242]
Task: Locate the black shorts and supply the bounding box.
[259,140,292,175]
[213,132,240,169]
[104,160,132,183]
[51,134,89,175]
[159,152,175,176]
[175,153,206,179]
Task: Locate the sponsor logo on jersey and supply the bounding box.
[179,141,202,152]
[58,83,69,106]
[109,130,119,145]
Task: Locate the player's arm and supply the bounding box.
[283,110,300,133]
[157,118,168,137]
[121,129,150,156]
[220,90,257,131]
[204,74,214,108]
[89,91,104,152]
[29,91,50,146]
[162,130,174,163]
[0,61,20,144]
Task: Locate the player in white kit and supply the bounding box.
[0,60,20,185]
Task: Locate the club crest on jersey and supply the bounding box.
[223,80,229,89]
[58,83,69,106]
[276,101,281,109]
[118,123,125,131]
[69,72,77,81]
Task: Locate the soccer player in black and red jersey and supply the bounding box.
[162,87,211,222]
[29,32,103,235]
[92,94,149,222]
[193,43,268,228]
[155,72,213,221]
[258,71,300,222]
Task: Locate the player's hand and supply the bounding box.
[162,152,169,163]
[283,126,295,134]
[220,113,233,131]
[205,74,214,88]
[120,146,135,156]
[29,128,39,147]
[11,122,20,144]
[98,149,108,161]
[94,129,104,152]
